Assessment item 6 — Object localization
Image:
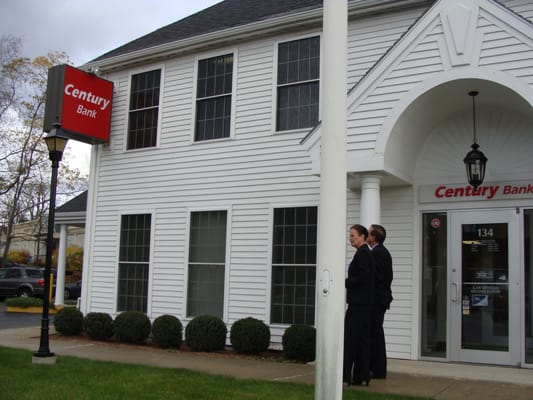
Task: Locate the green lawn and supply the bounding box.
[0,347,430,400]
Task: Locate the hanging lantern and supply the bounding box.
[463,91,487,189]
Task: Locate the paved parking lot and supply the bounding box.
[0,301,53,330]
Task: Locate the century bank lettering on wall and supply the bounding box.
[419,181,533,203]
[43,64,113,144]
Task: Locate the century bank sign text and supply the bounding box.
[419,181,533,203]
[44,64,113,144]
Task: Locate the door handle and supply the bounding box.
[451,282,459,302]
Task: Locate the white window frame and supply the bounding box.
[266,202,319,327]
[191,48,238,144]
[113,210,155,316]
[271,33,322,135]
[124,64,165,152]
[183,206,232,322]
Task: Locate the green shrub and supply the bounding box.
[53,307,84,336]
[282,324,316,362]
[185,315,227,352]
[152,315,183,348]
[113,311,151,344]
[5,297,44,308]
[230,317,270,354]
[84,312,114,341]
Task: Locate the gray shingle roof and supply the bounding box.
[56,191,87,213]
[93,0,323,62]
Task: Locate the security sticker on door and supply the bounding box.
[462,297,470,315]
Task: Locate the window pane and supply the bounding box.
[271,207,317,325]
[117,262,149,313]
[276,82,319,131]
[117,214,151,313]
[187,211,227,318]
[187,264,224,318]
[127,108,158,150]
[195,54,233,141]
[127,69,161,150]
[421,213,447,357]
[276,36,320,131]
[189,211,227,263]
[195,96,232,141]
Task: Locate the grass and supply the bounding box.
[0,347,429,400]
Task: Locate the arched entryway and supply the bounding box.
[374,76,533,366]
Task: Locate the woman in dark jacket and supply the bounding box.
[343,224,375,386]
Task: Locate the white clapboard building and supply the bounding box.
[81,0,533,367]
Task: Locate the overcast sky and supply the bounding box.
[1,0,221,175]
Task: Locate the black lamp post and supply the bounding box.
[463,91,487,189]
[34,123,68,361]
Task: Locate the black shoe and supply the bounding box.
[353,380,370,387]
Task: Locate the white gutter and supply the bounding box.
[83,0,432,72]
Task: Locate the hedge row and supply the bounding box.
[53,309,315,361]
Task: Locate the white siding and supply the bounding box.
[478,10,533,85]
[347,185,416,360]
[345,0,533,155]
[500,0,533,21]
[88,31,322,328]
[381,186,415,360]
[227,203,271,323]
[85,0,533,351]
[347,7,425,89]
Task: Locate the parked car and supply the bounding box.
[0,266,53,298]
[64,280,82,300]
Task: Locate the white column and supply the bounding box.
[54,224,68,306]
[316,1,347,399]
[360,175,381,227]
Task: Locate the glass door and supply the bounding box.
[450,209,520,365]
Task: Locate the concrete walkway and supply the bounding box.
[0,326,532,399]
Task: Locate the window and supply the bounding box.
[26,269,41,278]
[421,213,447,358]
[276,36,320,131]
[195,54,233,141]
[271,207,317,325]
[127,69,161,150]
[6,269,21,278]
[187,210,227,318]
[117,214,151,312]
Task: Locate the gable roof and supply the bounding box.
[303,0,533,181]
[55,191,87,226]
[93,0,322,62]
[56,191,87,213]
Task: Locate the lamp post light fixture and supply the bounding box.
[463,91,487,189]
[33,123,68,363]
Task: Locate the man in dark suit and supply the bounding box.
[343,224,375,386]
[368,224,393,379]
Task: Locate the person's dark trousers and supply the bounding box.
[343,304,371,384]
[343,307,356,383]
[371,304,387,378]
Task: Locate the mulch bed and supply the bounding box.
[51,332,303,363]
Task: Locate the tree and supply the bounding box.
[0,35,87,267]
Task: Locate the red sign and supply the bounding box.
[44,65,113,144]
[419,181,533,203]
[430,218,441,229]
